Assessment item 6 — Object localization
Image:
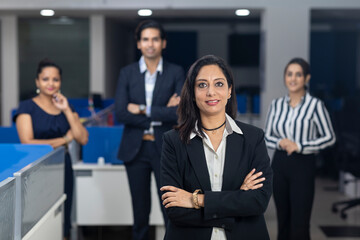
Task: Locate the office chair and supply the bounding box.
[332,131,360,219]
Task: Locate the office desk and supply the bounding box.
[74,163,164,239]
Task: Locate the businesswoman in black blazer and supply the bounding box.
[265,58,336,240]
[160,55,273,240]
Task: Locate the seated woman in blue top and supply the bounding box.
[13,59,88,240]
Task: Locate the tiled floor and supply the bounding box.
[77,177,360,240]
[266,177,360,240]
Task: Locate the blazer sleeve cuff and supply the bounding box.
[203,191,235,230]
[203,191,221,220]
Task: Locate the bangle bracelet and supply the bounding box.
[63,135,70,145]
[192,189,202,209]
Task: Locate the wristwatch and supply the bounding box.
[139,104,146,114]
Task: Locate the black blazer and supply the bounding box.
[160,121,273,240]
[115,60,185,162]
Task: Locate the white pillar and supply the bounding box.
[260,6,310,127]
[1,15,18,126]
[90,15,105,96]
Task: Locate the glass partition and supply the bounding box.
[18,17,89,100]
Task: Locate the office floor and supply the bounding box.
[266,177,360,240]
[77,177,360,240]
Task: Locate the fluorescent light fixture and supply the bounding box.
[235,9,250,16]
[138,9,152,17]
[40,9,55,17]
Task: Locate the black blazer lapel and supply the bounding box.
[186,136,212,191]
[222,133,244,190]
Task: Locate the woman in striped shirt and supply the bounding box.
[265,58,336,240]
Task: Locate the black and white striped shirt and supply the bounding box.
[265,92,336,154]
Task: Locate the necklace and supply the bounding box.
[202,120,226,131]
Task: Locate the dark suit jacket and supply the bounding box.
[160,121,273,240]
[115,60,185,162]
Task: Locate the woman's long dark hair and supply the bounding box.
[176,55,237,143]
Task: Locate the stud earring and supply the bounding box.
[36,88,40,94]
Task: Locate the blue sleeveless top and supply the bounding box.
[13,99,74,139]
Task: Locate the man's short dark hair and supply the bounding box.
[135,20,166,42]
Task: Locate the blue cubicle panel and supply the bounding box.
[253,95,260,114]
[83,126,124,164]
[0,177,15,240]
[68,98,115,118]
[0,144,53,183]
[67,98,92,118]
[0,127,20,143]
[237,94,247,114]
[103,99,114,108]
[236,94,260,114]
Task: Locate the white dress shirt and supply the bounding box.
[139,56,163,134]
[190,114,243,240]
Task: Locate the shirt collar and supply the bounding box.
[285,92,308,105]
[139,56,163,75]
[190,113,243,140]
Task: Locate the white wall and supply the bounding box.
[1,15,18,126]
[90,15,105,97]
[260,6,310,127]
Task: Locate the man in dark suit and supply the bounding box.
[115,20,185,240]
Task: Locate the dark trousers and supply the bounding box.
[64,153,74,238]
[272,150,316,240]
[125,141,168,240]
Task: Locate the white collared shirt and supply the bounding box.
[190,114,243,240]
[139,56,163,134]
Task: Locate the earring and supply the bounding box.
[36,88,40,94]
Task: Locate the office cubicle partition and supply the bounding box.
[83,126,124,164]
[0,177,16,240]
[0,127,20,143]
[11,146,65,240]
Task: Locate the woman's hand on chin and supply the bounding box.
[52,93,70,112]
